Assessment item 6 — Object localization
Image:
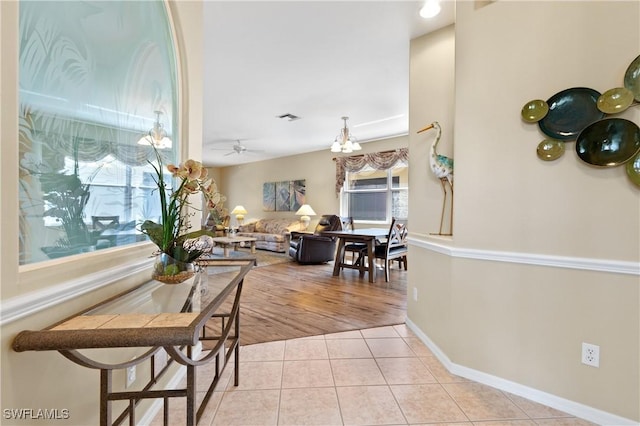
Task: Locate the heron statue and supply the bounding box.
[417,121,453,235]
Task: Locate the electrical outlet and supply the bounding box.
[581,342,600,367]
[412,287,418,301]
[126,364,136,388]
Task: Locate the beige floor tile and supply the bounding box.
[212,389,280,425]
[412,423,472,426]
[403,336,435,357]
[282,359,335,388]
[443,383,528,422]
[366,337,416,358]
[360,325,401,338]
[278,387,342,425]
[533,418,598,425]
[392,323,416,338]
[391,383,469,424]
[420,355,469,383]
[331,358,386,386]
[241,340,286,362]
[471,421,536,425]
[284,338,329,360]
[327,338,373,359]
[148,391,222,426]
[325,329,363,339]
[505,394,572,419]
[376,357,437,385]
[337,385,407,425]
[177,360,233,393]
[225,361,283,391]
[293,334,326,340]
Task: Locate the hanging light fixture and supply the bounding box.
[330,116,361,153]
[137,110,172,149]
[419,0,441,18]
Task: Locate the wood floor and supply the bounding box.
[206,258,408,346]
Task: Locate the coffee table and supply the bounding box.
[212,236,257,257]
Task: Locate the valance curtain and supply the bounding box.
[334,148,409,195]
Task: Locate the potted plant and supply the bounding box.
[140,146,217,284]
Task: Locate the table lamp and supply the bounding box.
[295,204,316,231]
[230,205,248,226]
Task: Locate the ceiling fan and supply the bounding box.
[210,140,263,156]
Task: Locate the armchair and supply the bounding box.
[288,214,342,264]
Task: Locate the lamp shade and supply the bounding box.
[295,204,316,230]
[230,205,248,215]
[295,204,316,217]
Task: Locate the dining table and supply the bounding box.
[320,228,389,283]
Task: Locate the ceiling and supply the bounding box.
[202,1,455,167]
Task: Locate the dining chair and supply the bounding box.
[91,215,120,231]
[370,218,408,282]
[340,216,368,274]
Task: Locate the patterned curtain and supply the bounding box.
[334,148,409,195]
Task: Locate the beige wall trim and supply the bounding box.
[408,236,640,276]
[0,257,154,326]
[405,318,637,426]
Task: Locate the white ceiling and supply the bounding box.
[202,1,455,166]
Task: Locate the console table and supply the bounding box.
[12,258,255,426]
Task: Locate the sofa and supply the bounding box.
[237,218,305,252]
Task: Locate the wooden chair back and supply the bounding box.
[92,216,120,232]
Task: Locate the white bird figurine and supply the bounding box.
[417,121,454,235]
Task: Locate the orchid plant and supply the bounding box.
[140,147,219,264]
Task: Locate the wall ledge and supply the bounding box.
[1,257,154,326]
[405,318,639,426]
[408,236,640,276]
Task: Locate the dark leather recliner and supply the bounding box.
[288,214,342,264]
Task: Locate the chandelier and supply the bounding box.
[330,116,361,153]
[137,110,172,149]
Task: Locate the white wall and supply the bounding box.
[408,1,639,423]
[0,2,204,424]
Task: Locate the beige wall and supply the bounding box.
[0,2,204,424]
[408,1,639,422]
[217,136,408,230]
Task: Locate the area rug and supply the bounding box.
[239,248,292,267]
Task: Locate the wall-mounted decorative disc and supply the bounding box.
[597,87,634,114]
[576,118,640,167]
[521,99,549,122]
[626,152,640,187]
[623,55,640,102]
[536,139,565,161]
[538,87,604,140]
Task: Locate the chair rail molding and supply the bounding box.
[408,235,640,276]
[1,257,154,326]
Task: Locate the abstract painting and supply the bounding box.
[262,182,276,211]
[264,179,306,211]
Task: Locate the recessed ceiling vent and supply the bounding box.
[277,113,301,121]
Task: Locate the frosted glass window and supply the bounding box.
[18,1,179,265]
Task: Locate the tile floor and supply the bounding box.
[151,324,595,426]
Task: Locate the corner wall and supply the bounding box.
[408,1,639,423]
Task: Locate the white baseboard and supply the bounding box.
[404,318,638,426]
